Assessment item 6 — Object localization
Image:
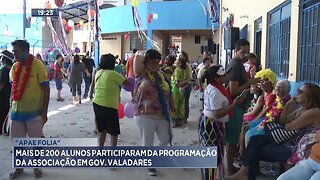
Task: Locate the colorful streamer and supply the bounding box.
[207,0,220,34]
[132,6,160,50]
[198,0,207,15]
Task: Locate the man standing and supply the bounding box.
[82,51,95,99]
[54,54,66,101]
[225,39,261,175]
[9,40,50,179]
[126,48,137,78]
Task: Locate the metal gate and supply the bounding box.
[268,2,291,78]
[300,1,320,84]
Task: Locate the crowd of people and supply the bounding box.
[1,38,320,180]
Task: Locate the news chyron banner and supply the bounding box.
[13,138,217,168]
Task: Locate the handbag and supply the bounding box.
[265,122,300,144]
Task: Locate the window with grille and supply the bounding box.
[300,0,320,84]
[267,2,291,78]
[130,34,147,51]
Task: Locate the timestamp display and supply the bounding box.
[31,9,59,17]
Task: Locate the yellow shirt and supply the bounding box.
[93,69,125,109]
[10,58,49,121]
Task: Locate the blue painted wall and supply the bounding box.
[100,0,219,34]
[0,14,43,49]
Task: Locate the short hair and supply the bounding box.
[132,49,137,54]
[99,54,115,70]
[235,39,250,50]
[56,54,63,60]
[73,54,80,64]
[144,49,161,63]
[202,57,210,64]
[165,55,176,66]
[86,51,90,56]
[248,53,257,59]
[180,51,189,62]
[11,40,30,52]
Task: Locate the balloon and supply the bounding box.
[62,19,67,25]
[44,2,52,9]
[49,47,53,52]
[131,0,138,7]
[67,20,74,27]
[124,101,135,118]
[118,103,125,119]
[5,30,12,37]
[153,13,159,20]
[122,77,135,92]
[40,21,46,27]
[79,20,84,26]
[31,17,37,24]
[55,0,64,7]
[77,24,81,29]
[65,25,72,31]
[88,9,95,17]
[147,17,152,23]
[124,34,129,39]
[97,0,103,6]
[148,14,153,19]
[74,47,80,53]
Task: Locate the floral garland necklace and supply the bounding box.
[145,68,170,92]
[11,54,34,101]
[261,95,291,126]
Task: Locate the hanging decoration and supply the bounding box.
[197,0,207,15]
[131,0,139,7]
[40,21,46,27]
[77,24,81,29]
[207,0,220,34]
[67,20,74,27]
[79,20,84,26]
[62,19,67,25]
[55,0,64,7]
[88,9,95,18]
[74,47,80,53]
[44,1,52,9]
[124,33,129,39]
[152,13,158,20]
[131,5,160,50]
[97,0,103,7]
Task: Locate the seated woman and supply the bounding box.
[244,69,278,145]
[277,129,320,180]
[226,83,320,180]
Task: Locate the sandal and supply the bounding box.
[33,168,42,178]
[9,168,24,179]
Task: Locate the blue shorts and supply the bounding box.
[55,78,63,90]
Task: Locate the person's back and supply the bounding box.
[69,62,85,84]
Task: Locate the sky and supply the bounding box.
[0,0,82,14]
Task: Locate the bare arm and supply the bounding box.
[279,99,300,125]
[229,78,261,97]
[285,108,320,131]
[214,103,237,119]
[244,95,264,116]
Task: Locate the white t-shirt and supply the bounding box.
[197,63,204,70]
[203,84,229,123]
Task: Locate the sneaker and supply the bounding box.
[148,168,157,176]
